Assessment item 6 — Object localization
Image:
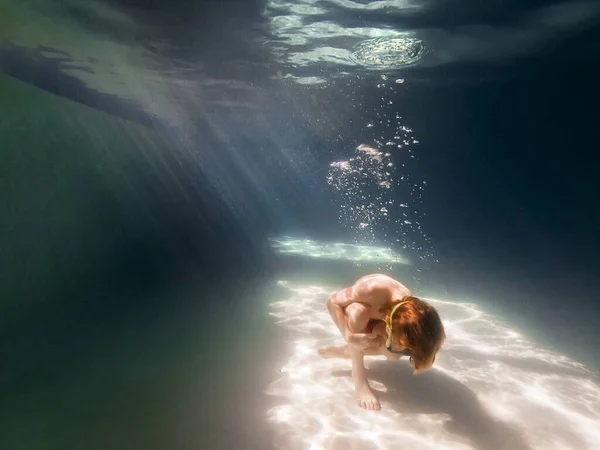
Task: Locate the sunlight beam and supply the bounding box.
[269,236,411,264]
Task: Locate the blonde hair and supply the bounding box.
[388,296,445,373]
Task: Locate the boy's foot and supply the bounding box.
[355,385,380,410]
[317,345,349,359]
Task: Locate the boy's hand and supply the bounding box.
[346,332,380,350]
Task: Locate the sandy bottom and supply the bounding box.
[266,279,600,450]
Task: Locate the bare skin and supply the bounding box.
[321,274,413,410]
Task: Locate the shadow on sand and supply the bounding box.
[333,361,532,450]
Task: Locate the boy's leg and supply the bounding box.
[349,344,380,410]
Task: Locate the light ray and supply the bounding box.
[269,236,410,264]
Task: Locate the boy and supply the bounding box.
[319,274,446,410]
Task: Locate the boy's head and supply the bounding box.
[385,296,446,374]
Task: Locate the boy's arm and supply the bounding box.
[326,285,374,342]
[325,287,355,341]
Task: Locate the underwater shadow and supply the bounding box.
[333,362,532,450]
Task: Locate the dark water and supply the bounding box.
[1,1,599,449]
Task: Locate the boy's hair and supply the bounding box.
[389,296,446,373]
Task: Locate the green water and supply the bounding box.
[1,279,283,450]
[0,73,284,450]
[1,73,149,308]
